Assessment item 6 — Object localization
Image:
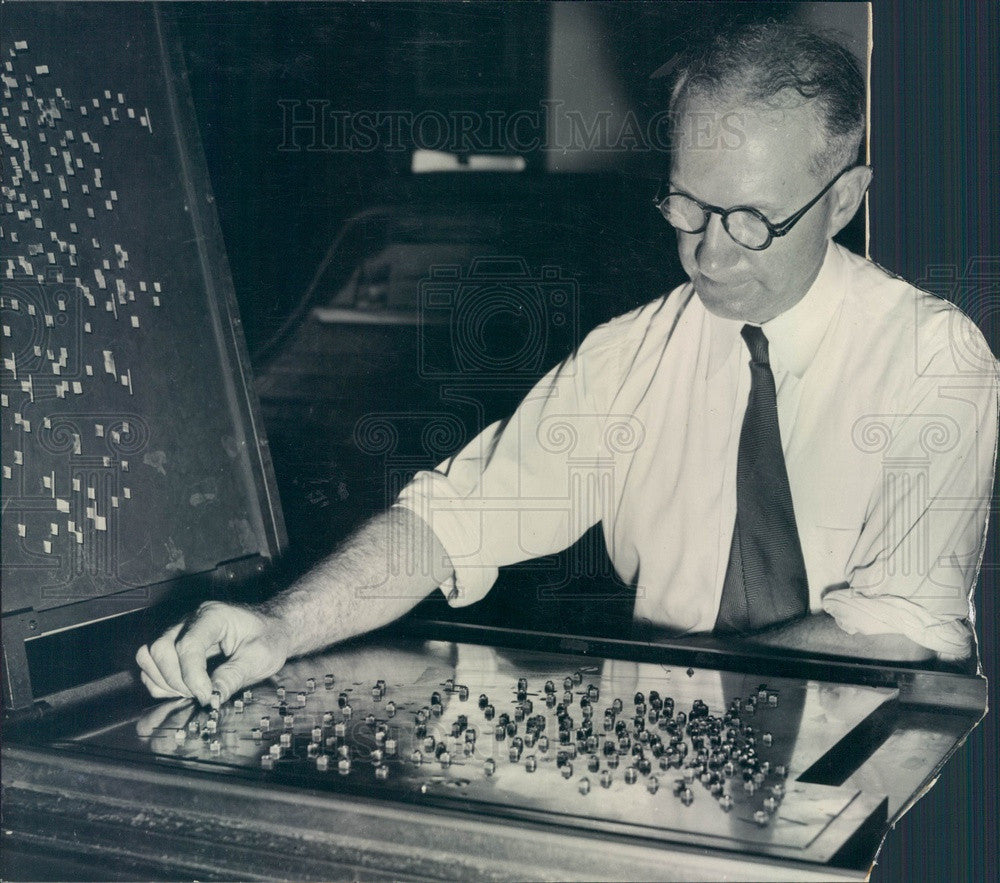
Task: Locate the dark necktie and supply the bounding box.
[715,325,809,634]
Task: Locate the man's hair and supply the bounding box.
[665,20,866,179]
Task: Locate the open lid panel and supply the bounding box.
[1,3,286,710]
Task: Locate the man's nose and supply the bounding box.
[694,213,741,276]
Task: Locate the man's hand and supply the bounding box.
[135,602,292,706]
[136,509,451,705]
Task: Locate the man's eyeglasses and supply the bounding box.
[654,164,862,251]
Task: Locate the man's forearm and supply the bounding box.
[747,612,935,662]
[260,507,452,659]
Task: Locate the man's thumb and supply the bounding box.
[210,659,249,705]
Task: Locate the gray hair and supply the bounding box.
[665,21,865,178]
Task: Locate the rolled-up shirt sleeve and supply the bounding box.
[822,322,999,659]
[394,322,623,607]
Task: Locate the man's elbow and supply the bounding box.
[828,621,937,663]
[759,613,939,662]
[872,634,936,663]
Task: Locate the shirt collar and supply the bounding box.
[706,240,846,378]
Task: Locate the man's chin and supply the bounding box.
[694,286,752,323]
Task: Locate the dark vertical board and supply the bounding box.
[1,3,285,619]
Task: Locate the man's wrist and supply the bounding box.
[251,601,301,659]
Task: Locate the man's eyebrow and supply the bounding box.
[747,200,784,218]
[669,180,784,217]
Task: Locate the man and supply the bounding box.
[138,23,998,707]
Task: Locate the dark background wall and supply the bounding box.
[170,1,870,361]
[868,4,998,882]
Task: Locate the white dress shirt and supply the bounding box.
[395,242,999,657]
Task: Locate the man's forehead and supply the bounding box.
[670,98,824,201]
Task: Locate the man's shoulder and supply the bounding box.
[581,282,696,351]
[836,244,998,379]
[563,285,698,396]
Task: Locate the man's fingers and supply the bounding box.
[136,642,184,697]
[139,669,186,700]
[174,608,226,706]
[146,623,194,698]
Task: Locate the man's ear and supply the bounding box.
[827,165,873,237]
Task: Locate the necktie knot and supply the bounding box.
[741,324,770,367]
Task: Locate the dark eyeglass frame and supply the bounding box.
[654,164,864,251]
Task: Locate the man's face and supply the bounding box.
[670,96,837,324]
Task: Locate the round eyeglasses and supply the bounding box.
[653,164,862,251]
